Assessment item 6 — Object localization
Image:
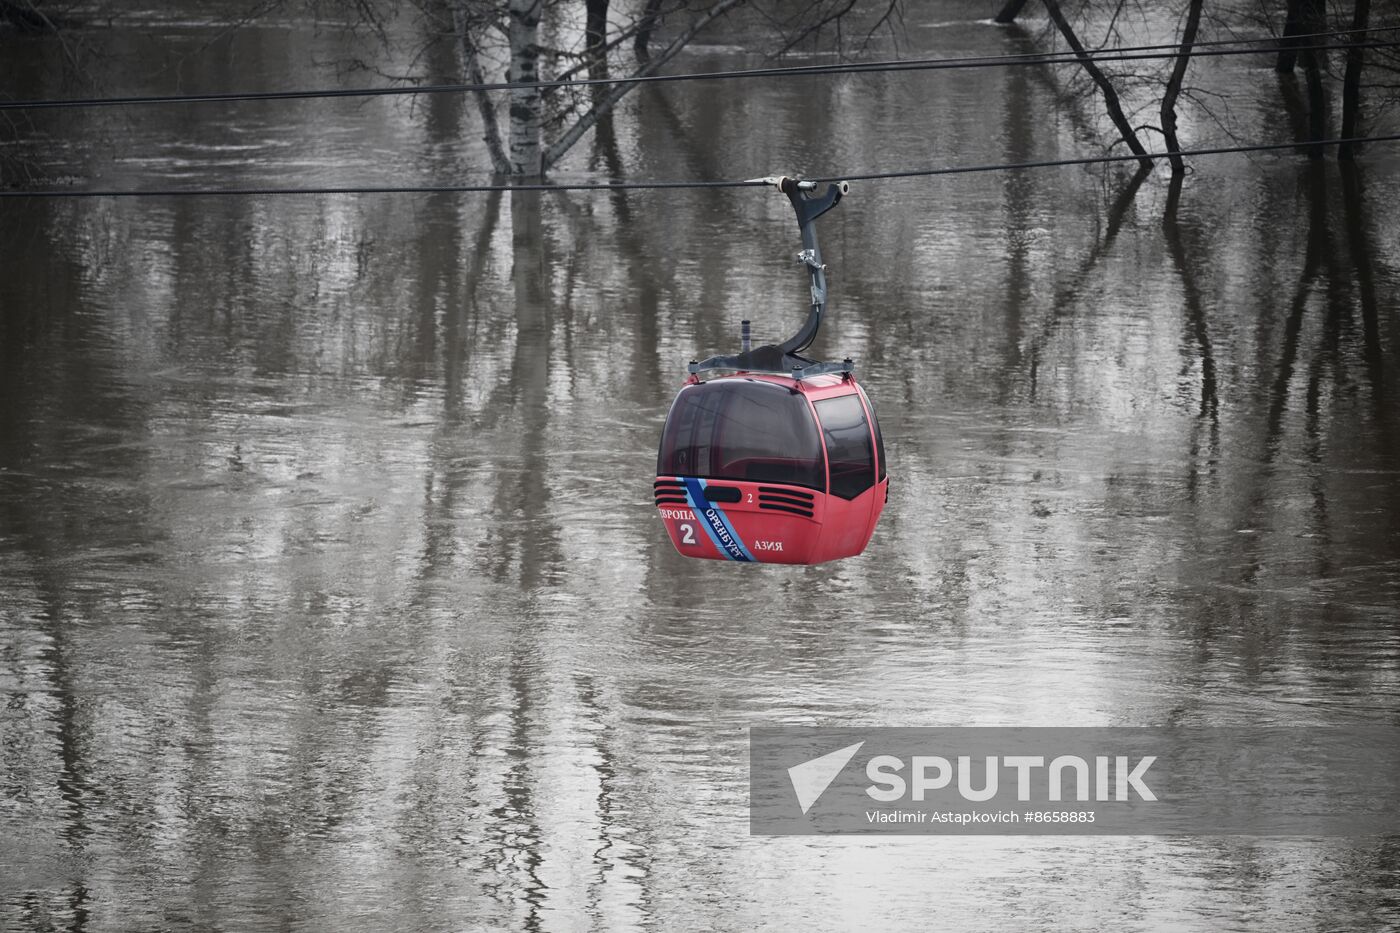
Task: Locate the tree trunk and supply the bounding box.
[586,0,609,62]
[1277,0,1303,73]
[1041,0,1153,170]
[994,0,1030,25]
[1301,40,1328,160]
[1278,0,1325,73]
[1161,0,1204,176]
[1276,0,1329,159]
[1277,71,1310,151]
[1339,0,1370,160]
[508,0,545,176]
[634,0,665,61]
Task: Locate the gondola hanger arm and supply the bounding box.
[689,175,851,378]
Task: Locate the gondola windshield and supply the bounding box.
[658,380,824,491]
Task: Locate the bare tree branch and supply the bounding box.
[454,2,510,174]
[543,0,747,172]
[1041,0,1154,170]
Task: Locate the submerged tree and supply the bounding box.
[1039,0,1152,169]
[3,0,902,185]
[994,0,1398,171]
[455,0,896,177]
[376,0,900,177]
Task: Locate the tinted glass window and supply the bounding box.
[858,386,887,481]
[815,394,875,500]
[658,381,824,491]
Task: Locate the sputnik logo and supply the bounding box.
[788,741,865,814]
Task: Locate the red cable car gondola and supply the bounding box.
[654,177,888,564]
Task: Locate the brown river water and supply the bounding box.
[2,3,1399,930]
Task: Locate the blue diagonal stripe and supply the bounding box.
[682,478,754,562]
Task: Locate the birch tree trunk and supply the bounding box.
[508,0,544,176]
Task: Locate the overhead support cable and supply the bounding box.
[4,134,1398,199]
[2,27,1397,112]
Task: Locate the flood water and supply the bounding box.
[3,3,1400,930]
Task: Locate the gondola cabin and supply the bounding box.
[655,372,887,564]
[654,175,886,565]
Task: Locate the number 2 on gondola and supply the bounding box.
[680,523,697,545]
